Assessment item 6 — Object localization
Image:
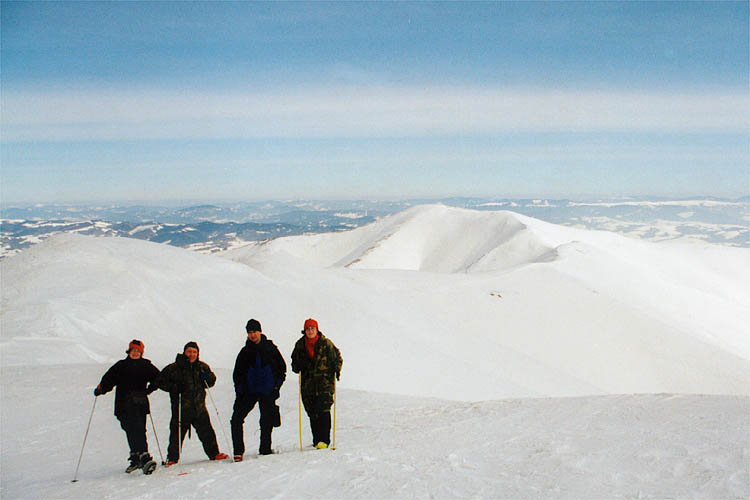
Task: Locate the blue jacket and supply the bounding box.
[232,335,286,397]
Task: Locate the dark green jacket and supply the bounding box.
[155,353,216,419]
[291,332,342,415]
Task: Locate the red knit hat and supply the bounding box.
[304,318,319,330]
[128,339,144,354]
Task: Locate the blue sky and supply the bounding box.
[1,1,748,203]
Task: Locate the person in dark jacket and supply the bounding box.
[291,318,342,449]
[94,339,160,474]
[230,319,286,459]
[155,341,228,465]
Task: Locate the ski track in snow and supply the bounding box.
[1,365,748,499]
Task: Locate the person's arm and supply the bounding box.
[154,365,179,393]
[290,344,305,374]
[95,361,121,396]
[332,342,342,380]
[232,351,245,394]
[146,361,160,394]
[273,344,287,387]
[200,362,217,388]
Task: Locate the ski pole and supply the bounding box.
[332,377,337,451]
[72,396,97,482]
[148,412,165,466]
[176,393,187,475]
[298,373,303,452]
[203,380,232,458]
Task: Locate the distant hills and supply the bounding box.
[1,197,747,258]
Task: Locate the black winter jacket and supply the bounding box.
[98,357,160,418]
[232,335,286,397]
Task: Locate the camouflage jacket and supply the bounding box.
[291,332,342,414]
[155,353,216,419]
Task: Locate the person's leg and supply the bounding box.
[118,416,142,471]
[230,395,256,457]
[118,415,147,453]
[257,395,276,454]
[193,410,220,459]
[302,395,318,445]
[318,411,332,445]
[166,415,188,462]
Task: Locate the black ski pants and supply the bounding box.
[118,414,148,454]
[167,409,219,462]
[230,393,275,456]
[309,411,331,446]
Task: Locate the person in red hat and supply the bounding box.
[94,339,160,474]
[291,318,342,449]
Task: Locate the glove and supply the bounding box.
[272,387,280,400]
[200,371,211,383]
[146,383,157,395]
[94,385,103,397]
[336,372,341,381]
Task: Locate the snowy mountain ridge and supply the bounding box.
[242,205,560,273]
[3,205,748,399]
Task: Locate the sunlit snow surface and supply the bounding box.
[1,206,748,498]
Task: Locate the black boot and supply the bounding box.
[259,426,273,455]
[139,452,157,475]
[125,452,141,473]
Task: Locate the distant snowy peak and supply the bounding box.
[341,205,559,273]
[229,205,574,273]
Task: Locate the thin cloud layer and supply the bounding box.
[3,87,747,142]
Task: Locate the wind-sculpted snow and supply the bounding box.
[1,205,749,400]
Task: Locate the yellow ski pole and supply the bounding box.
[331,377,337,450]
[298,373,303,452]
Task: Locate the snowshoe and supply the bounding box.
[125,453,141,473]
[138,452,157,475]
[125,462,141,473]
[315,442,328,449]
[233,455,243,462]
[142,459,157,475]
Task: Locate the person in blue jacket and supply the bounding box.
[230,319,286,459]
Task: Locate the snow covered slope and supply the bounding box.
[1,365,748,499]
[231,204,559,272]
[225,205,750,397]
[2,205,749,498]
[2,206,749,399]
